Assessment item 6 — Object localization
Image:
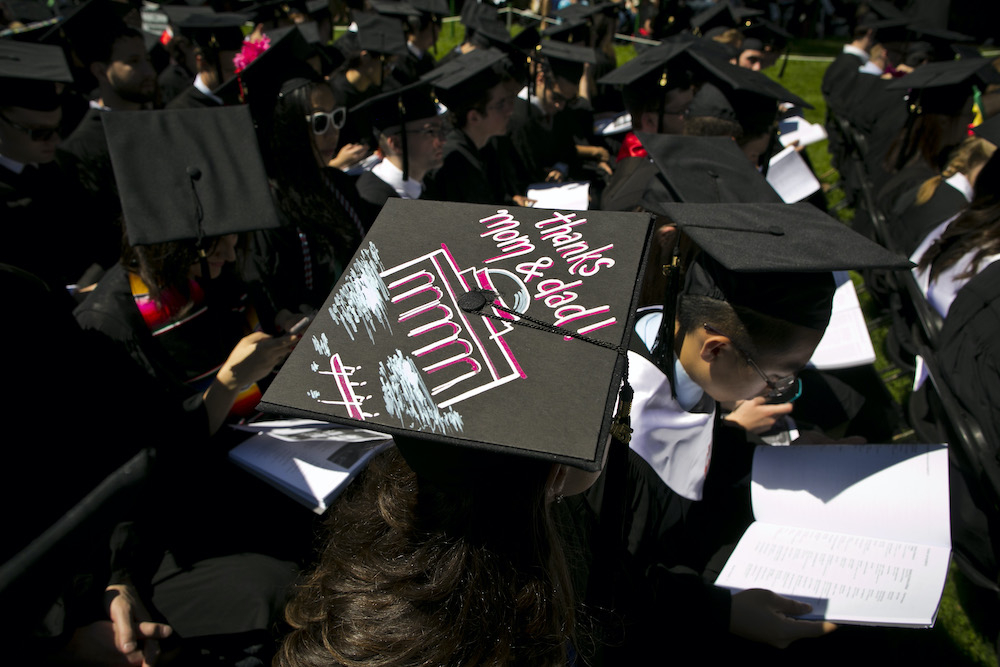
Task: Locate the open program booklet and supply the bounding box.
[229,419,392,514]
[714,443,950,627]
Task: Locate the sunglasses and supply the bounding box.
[0,111,59,142]
[306,107,347,135]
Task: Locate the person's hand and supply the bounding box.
[105,585,172,666]
[246,22,266,43]
[894,63,915,74]
[545,169,565,183]
[724,396,793,434]
[217,331,297,391]
[729,589,836,648]
[512,195,537,207]
[328,143,369,170]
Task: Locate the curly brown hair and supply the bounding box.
[277,445,577,667]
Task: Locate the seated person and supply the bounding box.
[165,12,246,109]
[353,81,445,223]
[622,203,908,654]
[423,49,524,206]
[74,107,297,436]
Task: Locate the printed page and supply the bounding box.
[766,145,822,203]
[527,181,590,211]
[229,427,391,513]
[715,522,951,626]
[778,116,829,148]
[808,272,877,369]
[749,444,950,547]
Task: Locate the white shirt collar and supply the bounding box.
[843,44,869,63]
[945,171,975,201]
[194,73,224,105]
[673,355,706,412]
[371,158,423,199]
[858,60,883,76]
[0,152,26,174]
[89,99,110,111]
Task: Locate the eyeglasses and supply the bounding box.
[703,324,801,402]
[0,111,59,142]
[306,107,347,135]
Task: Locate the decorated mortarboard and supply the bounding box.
[259,199,653,470]
[689,2,762,36]
[638,133,782,208]
[354,11,408,56]
[647,202,911,386]
[177,12,248,52]
[351,80,440,179]
[0,40,73,109]
[104,106,279,247]
[423,47,510,111]
[215,23,312,104]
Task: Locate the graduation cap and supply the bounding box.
[351,80,440,180]
[598,41,699,132]
[905,23,975,63]
[424,47,511,114]
[409,0,448,18]
[887,56,992,115]
[689,2,762,36]
[4,0,56,24]
[160,4,217,28]
[466,2,512,48]
[104,106,279,248]
[259,198,653,471]
[215,23,313,104]
[688,48,810,109]
[973,112,1000,147]
[177,11,248,52]
[368,0,421,20]
[533,39,595,86]
[740,18,791,52]
[354,11,408,56]
[0,40,73,109]
[541,15,588,42]
[647,202,911,391]
[637,133,782,208]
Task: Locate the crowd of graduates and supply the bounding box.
[2,0,999,664]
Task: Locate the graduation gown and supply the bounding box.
[165,84,223,110]
[423,128,509,205]
[506,97,580,190]
[355,169,400,226]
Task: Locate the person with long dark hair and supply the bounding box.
[247,71,368,333]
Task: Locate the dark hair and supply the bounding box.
[676,294,813,361]
[80,24,143,67]
[120,234,244,308]
[278,446,576,667]
[683,115,744,143]
[450,72,513,130]
[885,106,972,174]
[918,153,1000,283]
[269,80,362,253]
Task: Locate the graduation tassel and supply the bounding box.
[653,233,681,399]
[779,47,790,79]
[398,95,409,182]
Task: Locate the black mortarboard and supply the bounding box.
[259,199,652,470]
[104,106,280,247]
[688,49,811,109]
[306,0,330,18]
[351,80,440,179]
[533,39,595,84]
[887,56,992,115]
[4,0,56,24]
[689,2,762,36]
[862,0,904,21]
[648,202,910,388]
[354,11,408,56]
[598,40,691,88]
[410,0,448,18]
[974,113,1000,147]
[638,133,781,207]
[424,47,510,112]
[466,2,511,48]
[161,4,216,27]
[177,12,248,52]
[541,15,588,42]
[215,23,312,104]
[740,18,791,52]
[857,17,909,44]
[0,40,73,109]
[369,0,421,20]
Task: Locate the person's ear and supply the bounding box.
[699,332,730,364]
[546,463,569,501]
[639,110,658,133]
[89,60,109,83]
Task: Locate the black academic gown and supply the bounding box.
[888,180,969,255]
[424,128,509,205]
[0,159,111,292]
[355,169,400,227]
[158,64,196,105]
[506,97,580,190]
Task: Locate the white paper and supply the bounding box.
[778,116,828,148]
[527,181,590,211]
[593,112,632,136]
[808,271,876,370]
[766,145,822,203]
[229,424,391,514]
[715,444,951,627]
